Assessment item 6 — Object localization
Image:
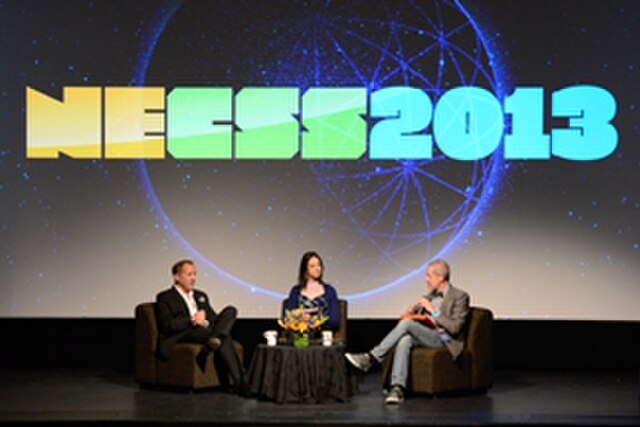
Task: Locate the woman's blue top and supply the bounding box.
[285,283,340,330]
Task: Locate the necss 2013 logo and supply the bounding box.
[25,84,617,161]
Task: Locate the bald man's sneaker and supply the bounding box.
[385,385,405,404]
[345,352,374,372]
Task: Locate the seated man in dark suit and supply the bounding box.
[155,259,250,396]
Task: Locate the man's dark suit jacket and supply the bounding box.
[155,286,217,361]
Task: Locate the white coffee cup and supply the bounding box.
[263,330,278,346]
[322,330,333,347]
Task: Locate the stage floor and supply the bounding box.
[0,367,638,426]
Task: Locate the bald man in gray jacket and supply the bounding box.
[346,259,470,404]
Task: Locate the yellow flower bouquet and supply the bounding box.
[278,306,328,347]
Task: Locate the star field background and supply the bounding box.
[0,0,638,319]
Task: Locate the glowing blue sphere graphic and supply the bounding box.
[134,0,506,299]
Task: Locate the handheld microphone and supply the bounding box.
[412,295,431,315]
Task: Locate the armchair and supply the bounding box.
[381,306,493,395]
[135,302,244,390]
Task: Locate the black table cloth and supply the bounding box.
[248,344,357,404]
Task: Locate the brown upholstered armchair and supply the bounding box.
[381,306,493,395]
[282,298,348,345]
[135,302,244,390]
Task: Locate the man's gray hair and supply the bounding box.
[428,259,450,281]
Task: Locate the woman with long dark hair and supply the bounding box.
[284,251,340,330]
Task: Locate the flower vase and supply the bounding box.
[293,333,309,348]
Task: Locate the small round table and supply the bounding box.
[247,344,357,404]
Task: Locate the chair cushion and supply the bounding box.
[408,347,472,394]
